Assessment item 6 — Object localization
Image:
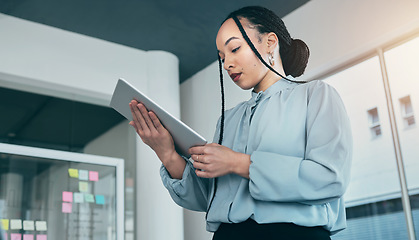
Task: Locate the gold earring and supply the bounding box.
[268,52,275,66]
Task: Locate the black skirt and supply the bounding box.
[212,219,331,240]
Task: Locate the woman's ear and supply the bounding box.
[266,32,279,52]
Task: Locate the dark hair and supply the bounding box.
[217,6,310,145]
[225,6,310,78]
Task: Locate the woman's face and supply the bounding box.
[216,18,274,92]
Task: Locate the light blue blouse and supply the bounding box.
[160,78,353,234]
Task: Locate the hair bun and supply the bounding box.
[281,39,310,77]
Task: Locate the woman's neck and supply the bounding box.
[253,74,284,93]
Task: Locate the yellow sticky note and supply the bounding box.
[1,219,9,230]
[79,182,88,192]
[68,168,79,178]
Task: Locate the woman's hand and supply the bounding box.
[129,100,175,159]
[129,100,185,179]
[189,143,251,179]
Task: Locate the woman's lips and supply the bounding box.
[230,73,241,82]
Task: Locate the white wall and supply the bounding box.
[0,13,184,240]
[286,0,419,80]
[179,0,419,239]
[133,51,184,240]
[0,13,147,106]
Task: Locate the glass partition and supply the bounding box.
[0,143,124,240]
[323,56,408,239]
[385,35,419,238]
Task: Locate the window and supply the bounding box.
[324,56,406,240]
[325,35,419,240]
[368,107,382,137]
[385,34,419,240]
[399,95,415,128]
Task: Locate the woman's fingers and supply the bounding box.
[128,101,178,163]
[195,169,211,178]
[148,111,164,131]
[129,101,144,133]
[189,146,206,156]
[189,143,243,178]
[134,103,151,131]
[129,100,159,135]
[137,103,158,133]
[191,154,206,164]
[193,160,208,169]
[129,120,137,131]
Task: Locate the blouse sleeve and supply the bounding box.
[160,160,210,211]
[248,81,353,204]
[159,117,223,211]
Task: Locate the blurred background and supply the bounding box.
[1,0,419,239]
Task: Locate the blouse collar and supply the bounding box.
[249,76,298,105]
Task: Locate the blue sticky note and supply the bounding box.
[95,195,105,205]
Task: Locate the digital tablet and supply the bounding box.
[110,78,207,158]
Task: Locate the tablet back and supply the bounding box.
[110,78,207,158]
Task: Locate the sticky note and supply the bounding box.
[36,235,47,240]
[79,182,88,192]
[62,202,72,213]
[10,219,22,230]
[23,235,34,240]
[1,219,9,230]
[35,221,47,231]
[3,232,7,240]
[10,233,21,240]
[95,195,105,205]
[68,168,79,178]
[89,171,99,181]
[84,194,95,203]
[62,191,73,202]
[74,192,84,203]
[23,220,35,231]
[79,170,88,181]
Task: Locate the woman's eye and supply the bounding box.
[232,46,240,53]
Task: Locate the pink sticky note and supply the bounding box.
[3,233,8,240]
[36,235,47,240]
[23,235,34,240]
[62,202,72,213]
[62,191,73,202]
[89,171,99,181]
[11,233,21,240]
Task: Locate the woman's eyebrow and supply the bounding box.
[225,37,239,46]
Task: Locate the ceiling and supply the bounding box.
[0,0,309,151]
[0,87,124,152]
[0,0,309,82]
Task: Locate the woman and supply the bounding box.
[129,6,352,240]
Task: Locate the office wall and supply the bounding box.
[179,0,419,239]
[286,0,419,80]
[0,13,183,240]
[0,13,146,106]
[81,50,183,240]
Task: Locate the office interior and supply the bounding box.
[1,0,419,239]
